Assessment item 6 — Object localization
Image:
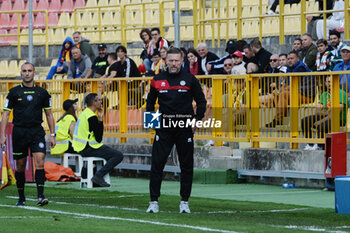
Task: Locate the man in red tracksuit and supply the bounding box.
[146,47,207,214]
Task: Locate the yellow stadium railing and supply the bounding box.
[0,10,49,58]
[0,71,349,149]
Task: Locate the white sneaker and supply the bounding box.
[267,9,277,15]
[310,144,320,150]
[179,201,191,213]
[146,201,159,213]
[304,144,312,150]
[204,140,215,146]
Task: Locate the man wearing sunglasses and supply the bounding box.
[148,28,169,57]
[1,62,56,206]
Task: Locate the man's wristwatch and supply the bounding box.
[50,133,56,137]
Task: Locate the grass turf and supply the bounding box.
[1,181,350,233]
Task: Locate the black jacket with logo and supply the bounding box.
[146,69,207,121]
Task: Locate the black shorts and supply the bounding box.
[12,126,46,160]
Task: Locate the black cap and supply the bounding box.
[98,43,107,49]
[63,98,78,111]
[225,39,236,54]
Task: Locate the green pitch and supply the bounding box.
[0,177,350,233]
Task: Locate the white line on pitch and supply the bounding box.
[0,204,242,233]
[208,208,310,214]
[200,190,323,196]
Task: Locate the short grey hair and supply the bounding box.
[196,43,207,49]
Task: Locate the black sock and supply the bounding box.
[35,169,45,198]
[15,171,25,201]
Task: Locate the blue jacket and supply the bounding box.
[57,37,74,67]
[288,60,315,98]
[333,61,350,93]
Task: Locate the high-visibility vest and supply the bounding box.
[72,108,103,152]
[50,114,76,155]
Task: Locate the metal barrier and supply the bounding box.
[0,10,49,58]
[0,71,349,148]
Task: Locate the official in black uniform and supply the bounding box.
[146,48,206,213]
[0,62,56,206]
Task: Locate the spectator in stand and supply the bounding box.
[333,45,350,99]
[159,47,168,69]
[329,30,346,69]
[150,50,166,76]
[207,39,236,74]
[148,28,169,56]
[72,31,95,62]
[235,40,248,52]
[231,51,246,75]
[85,43,109,79]
[293,38,303,58]
[316,0,345,39]
[301,75,347,150]
[67,47,92,79]
[316,39,333,72]
[46,37,74,80]
[180,47,190,73]
[139,28,152,72]
[223,58,234,74]
[115,45,141,78]
[102,53,118,79]
[243,44,257,73]
[260,54,281,108]
[267,0,301,15]
[307,0,333,40]
[279,53,288,67]
[301,33,318,71]
[249,39,272,73]
[196,43,219,75]
[186,48,200,75]
[266,51,314,127]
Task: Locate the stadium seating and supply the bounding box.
[60,0,74,13]
[21,13,34,29]
[0,0,11,12]
[57,13,72,28]
[74,0,86,8]
[0,30,10,46]
[33,12,45,29]
[48,0,61,13]
[8,13,20,30]
[0,14,10,30]
[48,13,59,27]
[35,0,49,12]
[7,29,18,44]
[12,0,25,11]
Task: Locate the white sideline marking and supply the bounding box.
[203,190,322,197]
[6,196,143,212]
[0,216,51,219]
[283,225,349,233]
[49,194,145,199]
[0,204,241,233]
[208,208,309,214]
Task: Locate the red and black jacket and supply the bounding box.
[146,69,207,121]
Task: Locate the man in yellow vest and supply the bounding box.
[72,93,123,187]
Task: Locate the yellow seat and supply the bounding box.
[33,29,45,45]
[98,0,109,7]
[102,12,115,27]
[20,29,29,45]
[166,27,174,41]
[0,60,8,78]
[7,60,18,78]
[53,28,65,44]
[164,9,173,25]
[180,0,193,11]
[57,13,72,28]
[86,0,97,8]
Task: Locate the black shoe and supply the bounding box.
[37,196,49,206]
[16,198,26,206]
[265,119,283,128]
[91,175,110,187]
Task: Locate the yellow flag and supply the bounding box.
[1,151,16,190]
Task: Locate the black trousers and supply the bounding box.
[150,128,194,202]
[80,145,123,177]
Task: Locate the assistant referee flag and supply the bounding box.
[1,149,16,190]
